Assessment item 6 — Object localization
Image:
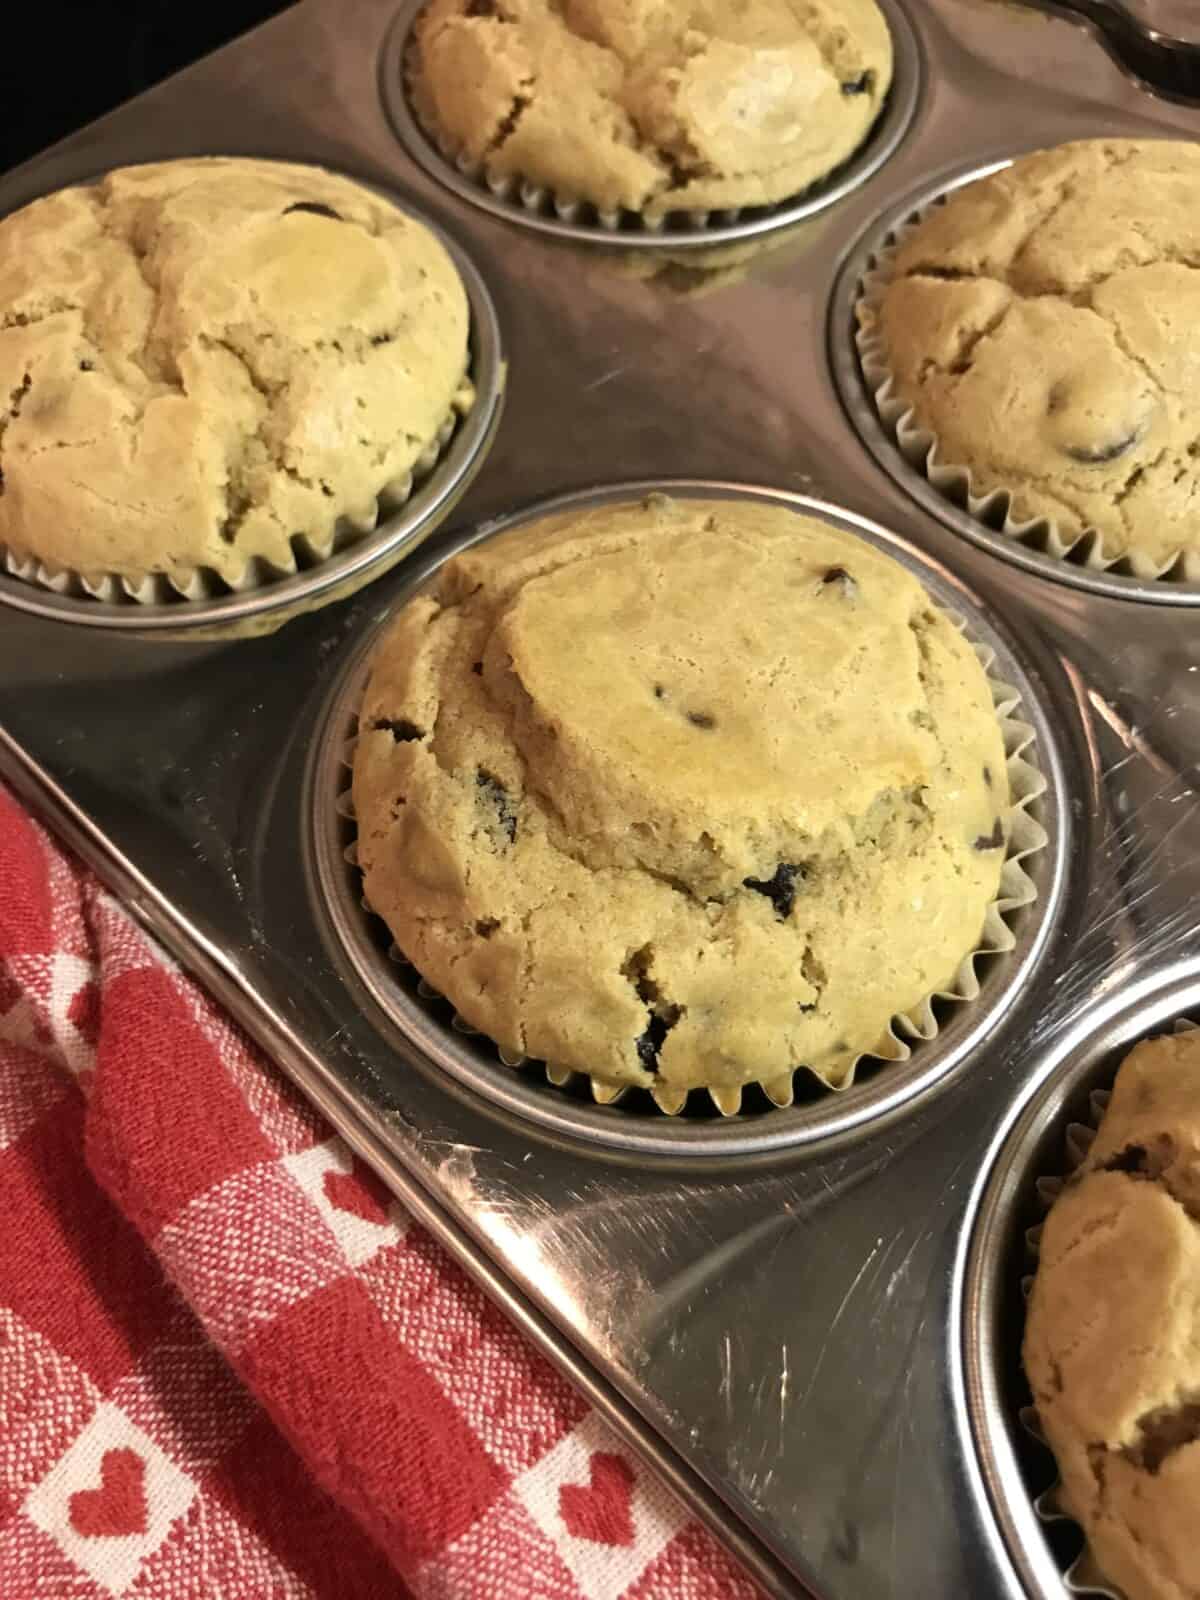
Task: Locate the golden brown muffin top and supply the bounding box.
[353,494,1008,1098]
[868,139,1200,566]
[0,159,470,584]
[410,0,892,218]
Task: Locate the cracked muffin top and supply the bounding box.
[407,0,893,220]
[1024,1030,1200,1600]
[351,494,1008,1098]
[0,159,470,585]
[867,139,1200,566]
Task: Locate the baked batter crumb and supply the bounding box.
[408,0,893,220]
[866,139,1200,566]
[352,495,1008,1095]
[0,158,470,583]
[1025,1029,1200,1600]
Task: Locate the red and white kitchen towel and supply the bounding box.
[0,784,757,1599]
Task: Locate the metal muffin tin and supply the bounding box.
[0,200,505,636]
[3,2,1200,1596]
[954,968,1200,1600]
[378,0,921,248]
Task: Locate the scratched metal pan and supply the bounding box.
[2,2,1200,1598]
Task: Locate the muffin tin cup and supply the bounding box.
[1024,1017,1198,1600]
[954,974,1200,1600]
[0,203,505,637]
[377,0,922,250]
[831,158,1200,606]
[308,479,1067,1160]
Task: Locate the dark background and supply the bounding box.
[1,2,295,173]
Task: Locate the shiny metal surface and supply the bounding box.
[0,215,505,635]
[953,966,1200,1600]
[2,2,1200,1596]
[1031,0,1200,100]
[311,477,1068,1159]
[829,159,1200,606]
[377,0,922,247]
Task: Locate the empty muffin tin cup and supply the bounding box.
[308,480,1067,1159]
[378,0,921,249]
[955,976,1200,1599]
[0,218,504,637]
[833,161,1200,605]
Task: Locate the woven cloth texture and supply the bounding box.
[0,785,756,1599]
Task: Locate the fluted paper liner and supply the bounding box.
[1019,1020,1197,1599]
[1,379,475,608]
[854,202,1200,585]
[336,615,1048,1119]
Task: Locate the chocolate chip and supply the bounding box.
[283,201,343,221]
[371,718,424,742]
[982,764,993,788]
[1104,1143,1150,1175]
[686,711,716,730]
[477,769,517,844]
[636,1014,667,1072]
[635,1004,681,1073]
[1063,433,1139,465]
[1047,383,1142,464]
[973,818,1005,851]
[653,684,666,700]
[78,359,94,372]
[820,566,857,597]
[475,918,499,938]
[841,71,874,95]
[371,332,395,347]
[743,862,804,919]
[471,661,483,675]
[1101,1135,1179,1191]
[1122,1402,1200,1474]
[466,0,497,13]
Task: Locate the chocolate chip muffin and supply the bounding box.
[352,494,1009,1102]
[1024,1030,1200,1600]
[0,159,471,587]
[408,0,893,221]
[864,139,1200,569]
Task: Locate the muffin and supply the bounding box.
[351,494,1010,1103]
[863,139,1200,571]
[1024,1029,1200,1600]
[0,159,471,591]
[408,0,893,221]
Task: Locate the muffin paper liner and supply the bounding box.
[853,204,1200,585]
[1018,1019,1197,1599]
[0,378,475,607]
[404,50,886,242]
[336,615,1048,1119]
